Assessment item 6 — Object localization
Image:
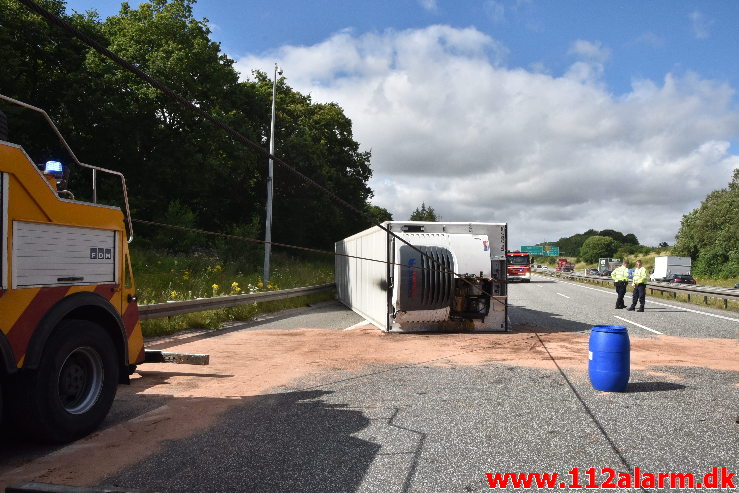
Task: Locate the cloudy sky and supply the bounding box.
[67,0,739,249]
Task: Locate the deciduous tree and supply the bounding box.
[673,169,739,278]
[579,235,618,264]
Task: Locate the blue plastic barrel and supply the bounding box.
[588,325,630,392]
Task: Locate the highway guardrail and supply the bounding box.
[138,283,336,320]
[533,270,739,309]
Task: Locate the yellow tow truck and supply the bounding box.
[0,95,149,443]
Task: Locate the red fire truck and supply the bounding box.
[506,251,531,282]
[556,258,575,272]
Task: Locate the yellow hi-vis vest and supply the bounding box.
[611,266,629,282]
[632,266,648,285]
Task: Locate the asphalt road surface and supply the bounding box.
[512,274,739,339]
[2,280,737,493]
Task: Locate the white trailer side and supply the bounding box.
[651,256,692,281]
[335,221,507,332]
[335,225,391,330]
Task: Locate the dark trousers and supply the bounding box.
[614,281,627,308]
[630,283,646,308]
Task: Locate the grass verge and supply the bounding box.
[131,246,336,337]
[544,273,739,314]
[141,290,336,337]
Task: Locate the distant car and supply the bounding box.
[536,264,542,268]
[561,267,573,273]
[665,273,696,284]
[600,270,612,277]
[586,268,599,276]
[735,282,739,289]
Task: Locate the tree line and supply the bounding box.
[538,169,738,279]
[673,169,738,279]
[0,0,390,265]
[540,228,645,264]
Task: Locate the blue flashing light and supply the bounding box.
[44,160,64,177]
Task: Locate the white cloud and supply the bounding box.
[566,40,610,84]
[418,0,438,12]
[484,0,505,23]
[689,11,712,39]
[631,31,664,49]
[235,26,739,248]
[568,40,610,64]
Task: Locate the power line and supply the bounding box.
[16,0,506,308]
[132,218,507,282]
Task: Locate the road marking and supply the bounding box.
[556,292,571,299]
[537,276,739,323]
[638,298,739,322]
[344,320,370,331]
[614,315,663,334]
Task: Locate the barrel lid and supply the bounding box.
[591,325,628,333]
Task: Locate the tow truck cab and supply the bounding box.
[0,95,143,443]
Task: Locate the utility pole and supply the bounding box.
[264,63,282,285]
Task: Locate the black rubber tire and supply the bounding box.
[0,379,4,428]
[5,319,119,443]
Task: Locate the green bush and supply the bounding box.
[214,217,264,272]
[153,200,202,253]
[579,236,617,264]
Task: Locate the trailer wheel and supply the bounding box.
[7,319,119,443]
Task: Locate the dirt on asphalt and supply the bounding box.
[1,324,737,489]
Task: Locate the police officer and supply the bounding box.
[611,260,629,309]
[627,259,648,312]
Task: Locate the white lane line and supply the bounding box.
[614,315,663,335]
[556,292,571,299]
[641,298,739,322]
[344,320,370,331]
[543,277,739,323]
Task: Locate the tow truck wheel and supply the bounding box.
[7,319,119,443]
[0,379,4,428]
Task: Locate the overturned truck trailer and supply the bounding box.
[335,221,508,332]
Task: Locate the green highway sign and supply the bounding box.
[521,245,543,255]
[521,245,559,256]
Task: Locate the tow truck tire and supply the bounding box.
[0,379,4,428]
[7,319,119,443]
